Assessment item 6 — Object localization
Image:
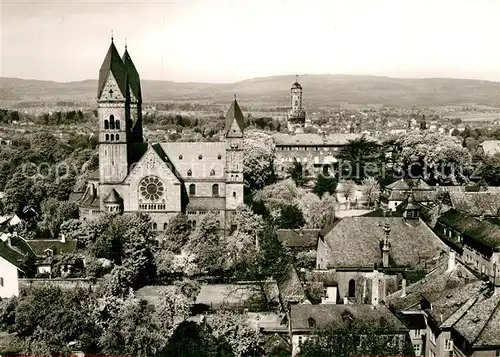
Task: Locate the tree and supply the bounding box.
[392,132,472,185]
[314,171,338,198]
[243,131,276,191]
[231,205,265,236]
[163,213,192,253]
[209,309,261,357]
[277,204,305,229]
[361,176,380,207]
[337,180,356,204]
[307,193,337,229]
[337,136,383,181]
[259,223,293,279]
[287,158,305,187]
[253,179,306,218]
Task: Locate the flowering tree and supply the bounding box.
[243,131,276,190]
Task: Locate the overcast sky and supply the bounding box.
[1,0,500,83]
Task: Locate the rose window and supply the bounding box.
[139,176,164,201]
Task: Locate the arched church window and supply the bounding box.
[105,134,109,141]
[210,169,216,176]
[189,184,196,196]
[218,154,222,160]
[198,155,203,160]
[109,115,115,129]
[163,222,168,231]
[104,120,109,129]
[115,120,120,130]
[110,134,114,141]
[187,169,192,177]
[116,134,120,141]
[152,222,157,230]
[212,184,219,197]
[179,155,183,160]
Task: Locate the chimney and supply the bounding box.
[381,223,391,268]
[447,250,456,273]
[372,272,380,306]
[401,278,407,297]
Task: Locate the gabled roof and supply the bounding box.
[0,236,36,271]
[290,304,407,332]
[386,179,432,191]
[277,264,306,303]
[122,48,142,102]
[104,189,122,204]
[439,209,500,249]
[384,256,481,316]
[97,40,128,99]
[322,216,447,269]
[26,239,77,257]
[224,98,245,137]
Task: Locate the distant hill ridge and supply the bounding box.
[1,74,499,108]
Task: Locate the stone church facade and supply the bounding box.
[77,39,245,230]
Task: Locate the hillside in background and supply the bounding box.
[1,74,499,108]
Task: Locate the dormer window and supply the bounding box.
[308,318,316,328]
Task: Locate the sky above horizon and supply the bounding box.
[1,0,500,83]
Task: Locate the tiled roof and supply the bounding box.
[385,257,480,314]
[397,313,427,330]
[448,192,500,217]
[277,264,306,303]
[452,290,500,346]
[290,304,408,332]
[276,229,319,248]
[158,142,226,180]
[272,133,377,146]
[0,235,36,270]
[322,216,447,268]
[79,187,100,209]
[386,179,432,191]
[386,190,438,202]
[477,140,500,156]
[186,197,226,211]
[97,40,128,98]
[439,209,500,248]
[122,48,142,102]
[26,239,77,257]
[224,98,245,137]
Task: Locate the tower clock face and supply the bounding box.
[139,176,164,201]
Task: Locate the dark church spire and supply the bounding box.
[122,46,142,102]
[97,39,128,99]
[224,95,245,138]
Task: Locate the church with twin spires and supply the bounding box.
[77,39,245,230]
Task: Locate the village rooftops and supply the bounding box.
[272,133,378,147]
[385,178,433,191]
[290,304,408,333]
[439,209,500,250]
[26,239,77,257]
[384,254,483,324]
[446,191,500,217]
[321,216,447,269]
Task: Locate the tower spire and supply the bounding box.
[233,93,237,101]
[295,74,298,82]
[111,29,114,42]
[125,37,127,50]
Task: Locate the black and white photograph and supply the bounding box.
[0,0,499,356]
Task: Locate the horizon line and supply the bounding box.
[2,73,500,85]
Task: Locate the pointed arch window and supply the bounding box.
[187,169,192,177]
[163,222,168,231]
[210,169,216,176]
[212,184,219,197]
[110,134,115,141]
[115,120,120,130]
[104,120,109,129]
[105,134,109,141]
[109,115,115,129]
[116,134,120,141]
[189,184,196,196]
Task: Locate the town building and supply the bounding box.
[77,39,245,230]
[289,304,409,356]
[287,76,306,133]
[380,178,438,211]
[316,201,448,304]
